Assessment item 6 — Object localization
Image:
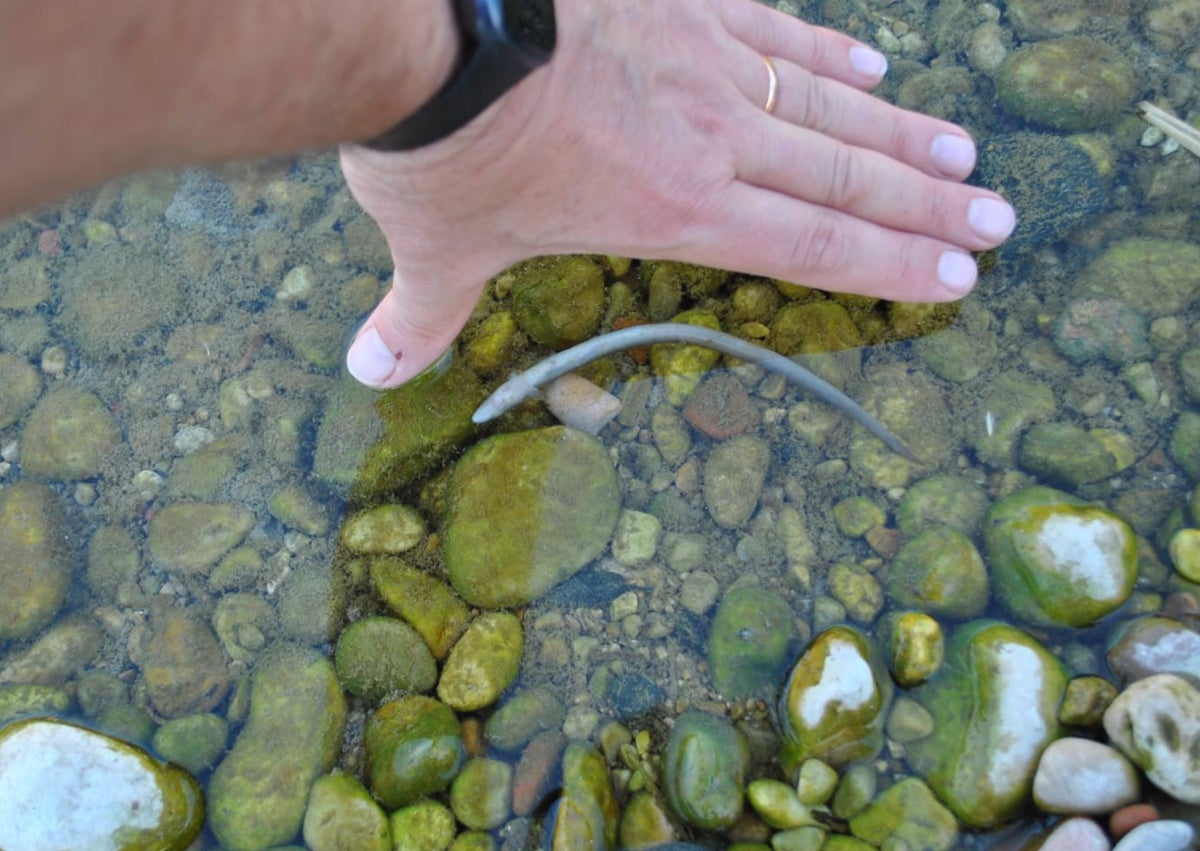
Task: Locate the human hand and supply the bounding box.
[341,0,1016,389]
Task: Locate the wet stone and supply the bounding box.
[707,585,794,701]
[827,562,884,623]
[267,482,329,536]
[886,611,944,688]
[390,799,457,851]
[607,671,665,717]
[1112,820,1197,851]
[512,730,568,817]
[137,600,231,719]
[484,686,565,752]
[1072,237,1200,319]
[450,758,513,831]
[703,434,770,528]
[0,481,71,641]
[302,772,390,851]
[1018,422,1125,487]
[334,615,438,702]
[0,718,204,851]
[438,611,523,712]
[664,711,750,831]
[1059,675,1119,729]
[683,372,761,438]
[340,503,426,554]
[1103,673,1200,805]
[1106,615,1200,683]
[1032,737,1140,814]
[370,557,469,660]
[0,352,40,429]
[147,501,255,575]
[848,777,957,850]
[20,384,123,480]
[1053,297,1152,367]
[151,713,229,775]
[366,695,464,809]
[887,526,989,620]
[0,615,103,686]
[443,426,620,608]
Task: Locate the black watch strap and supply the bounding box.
[366,0,556,151]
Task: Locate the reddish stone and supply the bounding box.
[683,373,760,439]
[1109,803,1159,839]
[866,526,903,559]
[37,229,60,257]
[511,730,568,816]
[611,316,650,364]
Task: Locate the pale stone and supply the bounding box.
[1039,817,1111,851]
[1033,738,1139,814]
[543,373,621,435]
[1112,820,1196,851]
[611,509,662,565]
[1104,674,1200,804]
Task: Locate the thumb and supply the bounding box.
[344,274,485,389]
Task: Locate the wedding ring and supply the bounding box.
[762,55,779,114]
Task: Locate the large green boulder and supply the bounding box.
[443,426,620,607]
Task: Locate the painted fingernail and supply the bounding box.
[849,46,888,79]
[930,133,976,176]
[346,326,398,387]
[968,197,1017,242]
[938,250,977,293]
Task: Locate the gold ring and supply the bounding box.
[762,55,779,114]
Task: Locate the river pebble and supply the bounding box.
[1112,820,1197,851]
[1032,737,1140,814]
[1039,817,1112,851]
[1104,673,1200,804]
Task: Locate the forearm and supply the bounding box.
[0,0,457,213]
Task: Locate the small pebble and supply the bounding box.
[1110,803,1159,839]
[1039,817,1111,851]
[543,373,621,435]
[1112,820,1196,851]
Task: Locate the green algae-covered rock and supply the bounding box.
[365,695,464,809]
[391,799,457,851]
[1072,237,1200,318]
[314,366,485,501]
[0,481,71,641]
[770,301,863,355]
[884,611,945,688]
[618,791,676,848]
[707,585,794,700]
[895,475,989,537]
[437,611,523,712]
[967,369,1058,467]
[484,686,566,752]
[334,616,438,702]
[450,758,514,831]
[1018,422,1126,486]
[137,600,232,719]
[302,772,390,851]
[340,503,426,554]
[0,684,70,726]
[0,718,204,851]
[848,777,957,850]
[0,352,40,429]
[443,426,619,608]
[649,310,722,406]
[887,526,988,620]
[208,644,346,850]
[20,385,123,480]
[267,483,329,536]
[152,713,229,775]
[906,621,1067,828]
[544,742,620,850]
[147,501,255,575]
[1170,411,1200,480]
[995,36,1136,131]
[510,255,606,348]
[778,625,892,776]
[663,711,750,830]
[371,557,470,660]
[984,486,1137,628]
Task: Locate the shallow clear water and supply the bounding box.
[2,0,1200,847]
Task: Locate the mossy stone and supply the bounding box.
[1072,238,1200,318]
[771,301,863,355]
[649,309,722,406]
[437,612,523,712]
[707,585,794,700]
[450,758,514,831]
[334,616,438,702]
[663,711,750,830]
[365,695,464,809]
[0,352,40,428]
[152,713,229,775]
[147,501,255,575]
[302,772,390,851]
[443,426,619,608]
[887,526,989,620]
[0,482,71,641]
[370,557,470,659]
[510,255,606,348]
[21,385,123,480]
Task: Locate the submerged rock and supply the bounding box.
[707,585,794,701]
[365,695,464,810]
[443,426,620,608]
[0,481,71,641]
[1104,673,1200,805]
[778,625,893,776]
[906,621,1067,828]
[703,434,770,529]
[887,525,989,620]
[984,486,1137,628]
[663,711,750,831]
[21,385,123,480]
[0,718,204,851]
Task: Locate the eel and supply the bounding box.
[472,323,920,462]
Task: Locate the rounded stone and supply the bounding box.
[886,611,945,688]
[778,625,893,775]
[443,426,620,608]
[510,255,605,348]
[20,384,123,480]
[147,501,255,575]
[484,686,566,752]
[887,526,989,620]
[703,435,771,529]
[848,777,958,850]
[1018,422,1124,487]
[370,557,470,659]
[390,799,457,851]
[335,616,438,702]
[207,644,347,851]
[1072,238,1200,318]
[663,711,750,830]
[137,600,232,718]
[302,772,390,851]
[0,481,71,641]
[1033,737,1140,814]
[1053,297,1152,367]
[340,503,426,554]
[1107,615,1200,683]
[267,483,329,536]
[152,713,229,775]
[1103,674,1200,805]
[984,486,1137,628]
[1112,820,1197,851]
[996,36,1137,131]
[450,758,513,831]
[706,585,794,701]
[1168,527,1200,582]
[0,352,40,428]
[365,695,464,810]
[0,718,204,851]
[437,611,523,712]
[906,621,1067,828]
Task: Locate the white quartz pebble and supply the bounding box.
[1113,820,1196,851]
[1039,817,1111,851]
[1033,737,1140,814]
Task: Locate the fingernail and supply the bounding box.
[938,250,977,293]
[346,326,398,387]
[968,197,1017,242]
[930,133,976,176]
[849,46,887,79]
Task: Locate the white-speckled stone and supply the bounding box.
[1039,817,1111,851]
[1112,820,1197,851]
[1033,737,1140,814]
[1104,674,1200,804]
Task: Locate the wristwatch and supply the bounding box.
[366,0,556,151]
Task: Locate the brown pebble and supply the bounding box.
[683,373,760,439]
[866,526,903,559]
[512,730,568,816]
[460,717,485,758]
[1109,803,1159,839]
